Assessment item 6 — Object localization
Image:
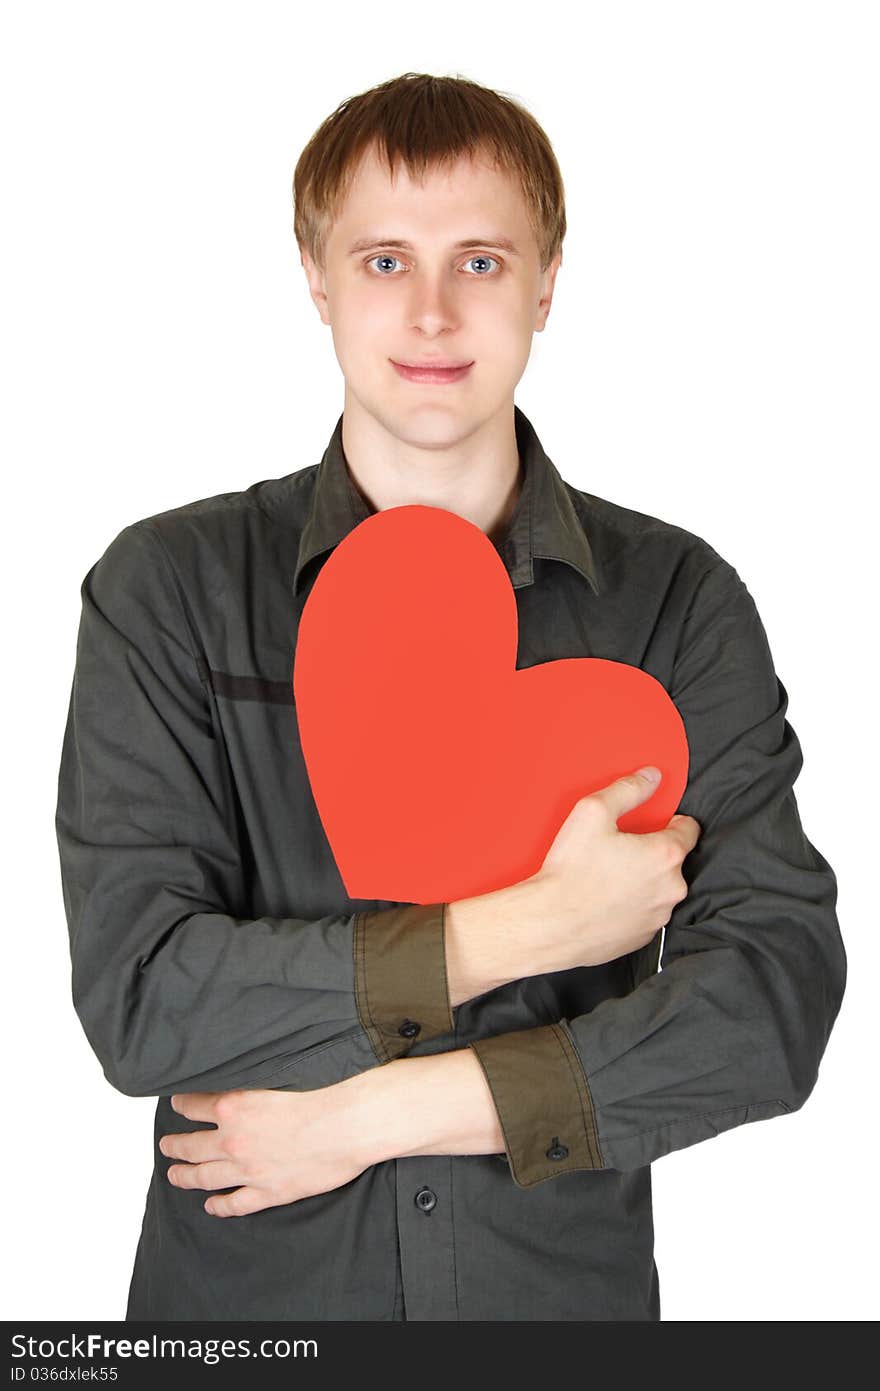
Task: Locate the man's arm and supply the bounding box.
[55,521,471,1099]
[57,519,607,1102]
[356,560,848,1184]
[340,1046,509,1164]
[467,559,847,1184]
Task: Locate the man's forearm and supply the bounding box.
[325,879,556,1171]
[444,873,548,1007]
[348,1048,506,1163]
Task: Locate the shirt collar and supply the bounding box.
[292,403,600,597]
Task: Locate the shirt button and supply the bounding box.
[398,1019,421,1039]
[414,1187,437,1213]
[546,1136,569,1160]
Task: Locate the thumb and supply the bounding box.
[592,766,663,821]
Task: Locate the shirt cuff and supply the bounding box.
[469,1021,605,1186]
[354,903,455,1063]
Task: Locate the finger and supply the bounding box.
[660,813,698,842]
[670,813,702,837]
[668,817,702,853]
[167,1159,243,1192]
[170,1092,224,1122]
[205,1186,275,1218]
[595,768,664,823]
[639,821,698,858]
[160,1128,223,1163]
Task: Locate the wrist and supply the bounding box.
[444,873,548,1007]
[338,1065,398,1169]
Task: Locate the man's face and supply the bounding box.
[301,143,561,449]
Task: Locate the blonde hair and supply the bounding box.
[293,71,566,272]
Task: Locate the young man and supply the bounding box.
[55,72,846,1321]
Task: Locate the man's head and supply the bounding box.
[293,73,566,453]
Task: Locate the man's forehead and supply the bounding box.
[330,149,534,246]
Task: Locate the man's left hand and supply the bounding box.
[159,1077,377,1218]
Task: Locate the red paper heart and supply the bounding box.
[294,505,689,904]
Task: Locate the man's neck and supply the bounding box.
[340,397,524,550]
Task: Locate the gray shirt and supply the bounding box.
[55,404,846,1320]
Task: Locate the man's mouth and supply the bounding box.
[390,360,474,384]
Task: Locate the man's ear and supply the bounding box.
[535,249,563,332]
[300,248,331,326]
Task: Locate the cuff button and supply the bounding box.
[546,1137,569,1160]
[398,1018,421,1039]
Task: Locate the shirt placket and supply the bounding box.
[394,1155,459,1320]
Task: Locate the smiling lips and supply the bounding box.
[391,360,474,384]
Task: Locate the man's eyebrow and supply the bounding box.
[347,235,521,256]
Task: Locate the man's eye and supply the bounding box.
[368,254,405,275]
[365,254,501,276]
[462,255,500,275]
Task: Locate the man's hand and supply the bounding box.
[159,1076,383,1218]
[445,767,703,1002]
[160,1050,505,1217]
[521,767,703,974]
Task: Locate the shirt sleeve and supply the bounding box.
[55,520,454,1099]
[469,558,847,1187]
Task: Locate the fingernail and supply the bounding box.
[638,766,661,783]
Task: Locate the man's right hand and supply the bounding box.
[443,768,702,1008]
[523,767,702,973]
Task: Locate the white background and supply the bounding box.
[2,0,875,1322]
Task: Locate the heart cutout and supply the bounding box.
[294,505,688,904]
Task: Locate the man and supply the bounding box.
[55,72,846,1321]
